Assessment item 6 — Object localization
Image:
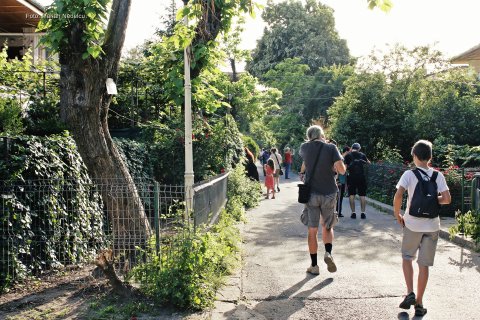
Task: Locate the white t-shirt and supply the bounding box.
[269,152,283,170]
[396,167,449,232]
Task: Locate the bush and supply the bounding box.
[242,135,260,158]
[227,166,262,214]
[0,134,105,291]
[130,210,240,310]
[449,210,480,244]
[0,98,24,135]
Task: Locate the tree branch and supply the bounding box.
[103,0,132,75]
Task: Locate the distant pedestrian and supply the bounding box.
[336,145,350,217]
[283,147,293,179]
[393,140,451,317]
[261,148,270,176]
[269,148,282,192]
[244,147,259,181]
[264,159,276,199]
[299,125,346,275]
[344,142,370,219]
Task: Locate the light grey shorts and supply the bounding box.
[305,193,338,229]
[401,227,439,266]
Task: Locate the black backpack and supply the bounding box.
[348,153,365,175]
[409,168,440,218]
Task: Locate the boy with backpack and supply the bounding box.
[393,140,451,317]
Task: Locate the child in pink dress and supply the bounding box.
[264,159,276,199]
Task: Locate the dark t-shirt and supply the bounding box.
[344,151,368,177]
[299,141,342,195]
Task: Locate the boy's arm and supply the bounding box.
[393,187,405,226]
[438,190,451,205]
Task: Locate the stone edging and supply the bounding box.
[365,197,479,252]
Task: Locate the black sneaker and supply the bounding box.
[350,212,356,219]
[338,213,344,218]
[361,212,366,219]
[277,187,280,192]
[414,304,427,316]
[399,292,416,309]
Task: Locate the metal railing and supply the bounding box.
[193,172,229,228]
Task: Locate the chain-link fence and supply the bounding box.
[366,163,480,216]
[0,174,229,290]
[0,178,182,287]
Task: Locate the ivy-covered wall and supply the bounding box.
[0,134,105,290]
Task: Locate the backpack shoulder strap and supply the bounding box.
[431,170,438,182]
[412,168,423,182]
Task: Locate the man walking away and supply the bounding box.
[336,146,350,217]
[393,140,451,317]
[299,125,346,275]
[284,147,293,179]
[344,142,370,219]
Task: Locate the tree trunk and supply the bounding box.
[230,58,238,82]
[58,0,151,253]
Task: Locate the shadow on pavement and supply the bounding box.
[224,276,333,320]
[447,246,480,273]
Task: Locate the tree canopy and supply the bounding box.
[246,0,350,78]
[328,45,480,160]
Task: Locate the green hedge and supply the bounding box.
[0,134,105,291]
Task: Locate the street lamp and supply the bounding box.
[183,0,194,221]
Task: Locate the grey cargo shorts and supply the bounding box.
[305,193,338,229]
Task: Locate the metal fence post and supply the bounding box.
[154,181,160,255]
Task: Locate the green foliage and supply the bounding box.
[449,210,480,244]
[247,0,350,78]
[0,134,105,291]
[38,0,109,59]
[261,58,312,149]
[328,45,480,160]
[367,0,393,11]
[0,98,24,135]
[432,139,480,168]
[113,138,154,181]
[227,165,262,219]
[130,211,241,310]
[0,46,63,136]
[304,64,354,121]
[112,114,244,185]
[242,135,260,158]
[227,73,281,134]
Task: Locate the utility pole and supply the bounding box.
[183,0,194,221]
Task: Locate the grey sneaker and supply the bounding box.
[306,265,319,275]
[324,252,337,273]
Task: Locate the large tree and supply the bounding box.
[246,0,350,78]
[38,0,251,251]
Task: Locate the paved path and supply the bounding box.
[207,171,480,320]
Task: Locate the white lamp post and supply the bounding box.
[183,0,194,221]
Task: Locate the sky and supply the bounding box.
[36,0,480,59]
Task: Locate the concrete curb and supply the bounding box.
[365,197,479,252]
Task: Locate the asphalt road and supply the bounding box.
[208,172,480,320]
